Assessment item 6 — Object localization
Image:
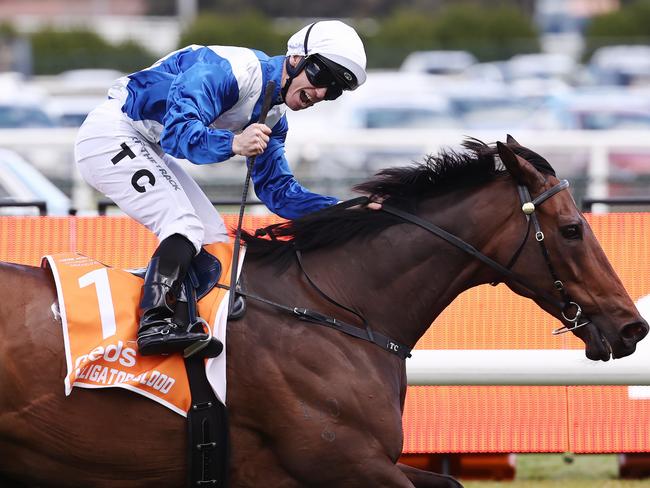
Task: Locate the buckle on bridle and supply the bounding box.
[552,301,591,335]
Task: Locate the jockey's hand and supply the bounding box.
[232,123,271,157]
[365,194,384,210]
[341,198,383,211]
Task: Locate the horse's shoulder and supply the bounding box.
[0,260,40,271]
[0,261,51,283]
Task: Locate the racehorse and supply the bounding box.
[0,136,647,488]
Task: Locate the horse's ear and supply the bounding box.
[506,134,521,146]
[497,141,545,189]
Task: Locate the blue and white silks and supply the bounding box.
[108,45,337,219]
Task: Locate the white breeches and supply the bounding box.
[74,99,229,253]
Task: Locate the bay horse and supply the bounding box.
[0,136,647,488]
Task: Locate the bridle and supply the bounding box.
[381,178,591,336]
[227,177,590,361]
[510,181,590,335]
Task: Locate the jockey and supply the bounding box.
[74,20,367,356]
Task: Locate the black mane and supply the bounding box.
[241,138,555,266]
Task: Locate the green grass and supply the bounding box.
[462,454,650,488]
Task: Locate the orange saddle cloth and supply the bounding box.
[43,242,242,416]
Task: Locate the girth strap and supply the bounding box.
[184,355,229,488]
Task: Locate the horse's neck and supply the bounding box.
[287,237,475,350]
[324,186,513,348]
[337,237,480,347]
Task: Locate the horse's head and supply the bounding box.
[497,135,648,361]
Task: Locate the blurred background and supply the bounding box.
[2,3,650,486]
[0,0,649,215]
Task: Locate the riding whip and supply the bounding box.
[228,80,276,318]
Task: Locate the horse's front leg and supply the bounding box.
[397,463,464,488]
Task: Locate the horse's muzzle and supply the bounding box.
[621,320,649,348]
[605,320,650,360]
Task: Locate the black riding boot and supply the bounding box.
[137,238,209,356]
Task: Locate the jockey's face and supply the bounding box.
[283,56,328,111]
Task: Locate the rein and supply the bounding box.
[227,178,585,361]
[224,197,412,360]
[219,284,412,360]
[381,178,590,335]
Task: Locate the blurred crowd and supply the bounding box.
[2,44,650,132]
[1,42,650,215]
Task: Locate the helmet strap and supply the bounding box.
[280,56,307,102]
[281,22,318,102]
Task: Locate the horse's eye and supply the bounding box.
[561,224,582,240]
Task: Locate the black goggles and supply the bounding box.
[303,55,358,101]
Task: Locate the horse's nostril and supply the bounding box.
[621,321,650,342]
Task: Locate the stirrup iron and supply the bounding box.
[183,317,212,358]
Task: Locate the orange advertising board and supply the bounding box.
[1,213,649,453]
[405,213,650,454]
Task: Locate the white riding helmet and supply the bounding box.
[286,20,367,89]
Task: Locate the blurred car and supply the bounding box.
[544,89,650,130]
[463,61,507,83]
[399,50,478,76]
[0,103,57,128]
[56,69,124,95]
[506,53,577,82]
[587,45,650,86]
[0,148,71,215]
[0,72,56,128]
[439,80,547,130]
[542,88,650,194]
[509,77,572,103]
[45,96,104,127]
[347,94,459,130]
[286,70,461,178]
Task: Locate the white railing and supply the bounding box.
[405,348,650,386]
[0,128,649,211]
[405,294,650,386]
[286,128,650,211]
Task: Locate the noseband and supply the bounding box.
[381,178,591,336]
